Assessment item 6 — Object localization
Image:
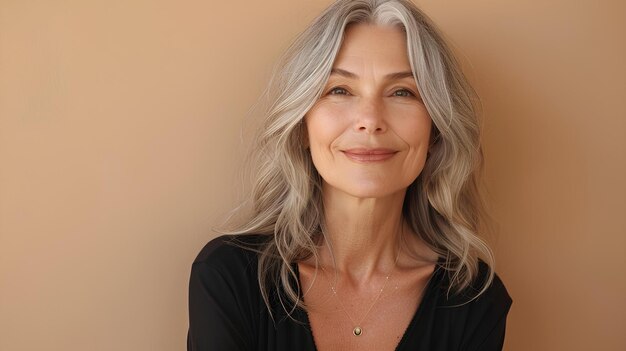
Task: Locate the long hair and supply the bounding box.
[223,0,494,317]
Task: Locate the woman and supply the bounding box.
[188,0,512,350]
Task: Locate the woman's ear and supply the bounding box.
[428,129,440,152]
[301,119,309,149]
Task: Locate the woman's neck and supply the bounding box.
[318,184,407,284]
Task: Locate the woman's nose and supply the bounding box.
[353,96,387,134]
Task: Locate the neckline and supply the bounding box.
[293,257,444,351]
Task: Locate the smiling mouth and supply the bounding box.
[341,148,398,162]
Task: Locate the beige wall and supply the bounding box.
[1,0,624,350]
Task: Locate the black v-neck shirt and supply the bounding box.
[187,235,512,351]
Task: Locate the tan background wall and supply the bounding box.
[1,0,624,350]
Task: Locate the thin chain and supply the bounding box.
[320,241,402,334]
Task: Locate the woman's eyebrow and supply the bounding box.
[330,68,415,80]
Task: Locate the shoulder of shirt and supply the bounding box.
[437,259,513,309]
[192,234,270,272]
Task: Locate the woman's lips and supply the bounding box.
[341,148,398,162]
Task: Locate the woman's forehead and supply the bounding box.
[332,24,412,76]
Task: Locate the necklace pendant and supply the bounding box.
[353,327,362,336]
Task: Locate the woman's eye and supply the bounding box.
[392,89,414,97]
[328,87,349,95]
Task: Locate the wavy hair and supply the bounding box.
[224,0,494,316]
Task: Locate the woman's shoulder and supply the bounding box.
[192,234,270,274]
[188,235,271,350]
[437,260,512,310]
[423,260,513,349]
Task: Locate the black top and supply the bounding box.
[187,235,512,351]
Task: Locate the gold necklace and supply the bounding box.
[322,247,401,337]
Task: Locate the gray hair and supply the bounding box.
[224,0,494,317]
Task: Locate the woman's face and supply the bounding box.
[304,24,432,199]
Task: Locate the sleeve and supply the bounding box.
[187,238,259,351]
[461,272,513,351]
[470,309,509,351]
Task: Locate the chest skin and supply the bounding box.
[297,261,436,351]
